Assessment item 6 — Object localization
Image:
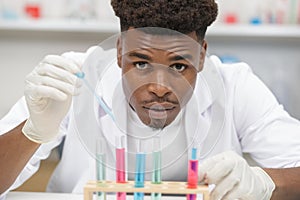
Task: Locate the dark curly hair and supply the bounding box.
[111,0,218,41]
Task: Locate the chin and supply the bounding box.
[147,118,170,130]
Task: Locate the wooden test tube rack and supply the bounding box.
[84,180,210,200]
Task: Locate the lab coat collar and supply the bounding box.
[99,55,224,158]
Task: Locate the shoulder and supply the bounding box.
[209,55,253,85]
[205,55,279,128]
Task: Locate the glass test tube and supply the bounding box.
[75,72,115,121]
[116,135,126,200]
[187,146,198,200]
[151,135,162,200]
[96,137,106,200]
[134,139,146,200]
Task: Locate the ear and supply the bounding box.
[117,36,122,69]
[198,40,207,72]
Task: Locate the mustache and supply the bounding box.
[143,98,179,105]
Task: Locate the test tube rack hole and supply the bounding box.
[84,180,210,200]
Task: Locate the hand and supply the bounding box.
[22,55,82,143]
[199,151,275,200]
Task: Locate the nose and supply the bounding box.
[147,69,171,98]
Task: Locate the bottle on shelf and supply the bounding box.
[24,0,42,19]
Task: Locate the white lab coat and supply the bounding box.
[1,47,300,199]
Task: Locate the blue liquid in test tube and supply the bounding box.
[134,153,146,200]
[134,139,146,200]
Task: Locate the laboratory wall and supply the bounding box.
[1,0,300,120]
[0,31,111,118]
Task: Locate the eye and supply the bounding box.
[134,62,148,70]
[170,64,187,72]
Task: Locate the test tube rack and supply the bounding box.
[84,180,210,200]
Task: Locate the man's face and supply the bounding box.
[117,28,206,129]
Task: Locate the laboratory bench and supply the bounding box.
[6,191,189,200]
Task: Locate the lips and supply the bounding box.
[143,102,176,111]
[143,103,176,119]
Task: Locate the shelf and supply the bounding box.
[0,19,120,33]
[1,19,300,38]
[207,24,300,38]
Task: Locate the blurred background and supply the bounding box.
[0,0,299,192]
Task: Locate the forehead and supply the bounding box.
[120,28,201,55]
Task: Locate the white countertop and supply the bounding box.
[6,192,82,200]
[6,192,192,200]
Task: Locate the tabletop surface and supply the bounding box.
[6,192,82,200]
[6,191,197,200]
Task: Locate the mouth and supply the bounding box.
[143,103,176,119]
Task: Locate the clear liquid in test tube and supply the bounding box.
[151,135,162,200]
[96,137,106,200]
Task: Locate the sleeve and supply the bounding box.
[0,97,28,135]
[0,97,66,199]
[0,47,94,199]
[232,63,300,168]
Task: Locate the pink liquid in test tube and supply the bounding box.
[187,148,198,200]
[116,148,126,182]
[116,136,126,200]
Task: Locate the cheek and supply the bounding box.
[122,77,145,108]
[129,89,143,108]
[122,68,138,101]
[174,73,197,104]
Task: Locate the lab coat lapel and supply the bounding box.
[185,74,211,160]
[185,56,226,160]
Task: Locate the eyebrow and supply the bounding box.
[169,54,193,61]
[128,52,152,61]
[128,52,193,62]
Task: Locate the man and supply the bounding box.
[1,0,300,199]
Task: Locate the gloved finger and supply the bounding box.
[36,63,82,87]
[198,171,207,183]
[199,151,239,173]
[26,73,78,97]
[26,84,68,101]
[210,170,240,200]
[204,159,235,184]
[199,154,235,184]
[61,47,97,68]
[43,55,81,74]
[222,188,245,200]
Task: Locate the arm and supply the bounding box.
[0,121,40,194]
[0,55,82,196]
[231,63,300,199]
[265,167,300,200]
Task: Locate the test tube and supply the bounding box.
[134,140,146,200]
[187,145,198,200]
[96,137,106,200]
[75,72,115,121]
[151,135,162,200]
[116,135,126,200]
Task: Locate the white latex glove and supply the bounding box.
[22,55,82,143]
[199,151,275,200]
